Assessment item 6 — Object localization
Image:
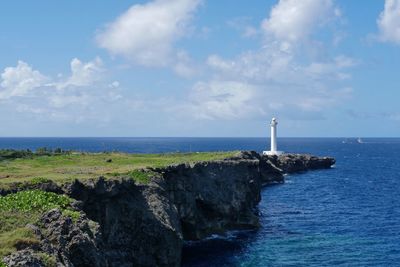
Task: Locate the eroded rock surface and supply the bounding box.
[2,151,335,267]
[3,250,45,267]
[159,159,262,240]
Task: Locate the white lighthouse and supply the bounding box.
[263,118,284,156]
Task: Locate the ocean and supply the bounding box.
[1,137,400,266]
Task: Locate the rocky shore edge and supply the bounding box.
[2,151,335,267]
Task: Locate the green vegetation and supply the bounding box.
[0,151,238,260]
[0,149,33,161]
[128,169,160,184]
[0,151,238,187]
[0,227,39,259]
[0,261,6,267]
[62,209,81,222]
[0,190,75,259]
[37,252,56,267]
[29,177,53,185]
[0,148,70,162]
[0,190,71,212]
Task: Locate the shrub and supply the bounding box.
[128,170,155,184]
[29,177,53,185]
[37,252,56,267]
[0,149,33,161]
[0,190,71,213]
[0,190,75,259]
[62,210,81,222]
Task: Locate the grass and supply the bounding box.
[37,252,56,267]
[127,169,160,184]
[0,151,238,187]
[0,227,39,258]
[0,190,76,259]
[61,209,81,222]
[0,151,238,261]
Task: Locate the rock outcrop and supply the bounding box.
[272,154,335,173]
[3,250,46,267]
[64,178,183,267]
[2,152,335,267]
[159,159,262,241]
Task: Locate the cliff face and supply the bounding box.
[159,159,262,241]
[2,152,335,267]
[64,178,183,267]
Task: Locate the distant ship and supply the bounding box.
[342,138,364,144]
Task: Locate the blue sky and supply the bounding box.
[0,0,399,137]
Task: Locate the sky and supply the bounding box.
[0,0,399,137]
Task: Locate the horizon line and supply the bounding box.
[0,136,399,139]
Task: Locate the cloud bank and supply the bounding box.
[97,0,202,67]
[262,0,337,43]
[179,0,354,121]
[377,0,400,44]
[0,0,361,136]
[0,61,48,99]
[0,58,123,124]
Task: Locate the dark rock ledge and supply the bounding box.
[2,152,335,267]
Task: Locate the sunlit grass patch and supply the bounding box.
[0,227,39,258]
[0,151,239,187]
[0,190,76,259]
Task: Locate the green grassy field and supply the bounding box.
[0,151,238,263]
[0,151,238,187]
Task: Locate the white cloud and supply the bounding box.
[0,61,48,99]
[0,58,126,125]
[206,50,353,112]
[96,0,202,66]
[377,0,400,44]
[182,0,353,121]
[48,94,90,109]
[261,0,337,43]
[181,81,259,120]
[0,57,104,101]
[0,0,357,134]
[57,57,103,89]
[305,55,357,80]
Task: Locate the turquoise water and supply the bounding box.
[1,137,399,266]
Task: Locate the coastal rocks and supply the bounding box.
[1,151,335,267]
[2,250,45,267]
[160,159,262,240]
[37,209,106,267]
[268,154,336,173]
[3,209,105,267]
[0,180,62,196]
[64,178,182,267]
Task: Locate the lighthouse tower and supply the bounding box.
[263,118,284,156]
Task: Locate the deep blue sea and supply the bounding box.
[1,137,400,266]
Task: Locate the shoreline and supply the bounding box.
[1,151,335,267]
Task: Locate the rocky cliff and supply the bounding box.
[2,152,335,267]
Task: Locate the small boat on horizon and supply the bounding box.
[342,138,364,144]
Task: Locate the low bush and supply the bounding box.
[0,190,75,259]
[0,190,71,213]
[128,169,158,184]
